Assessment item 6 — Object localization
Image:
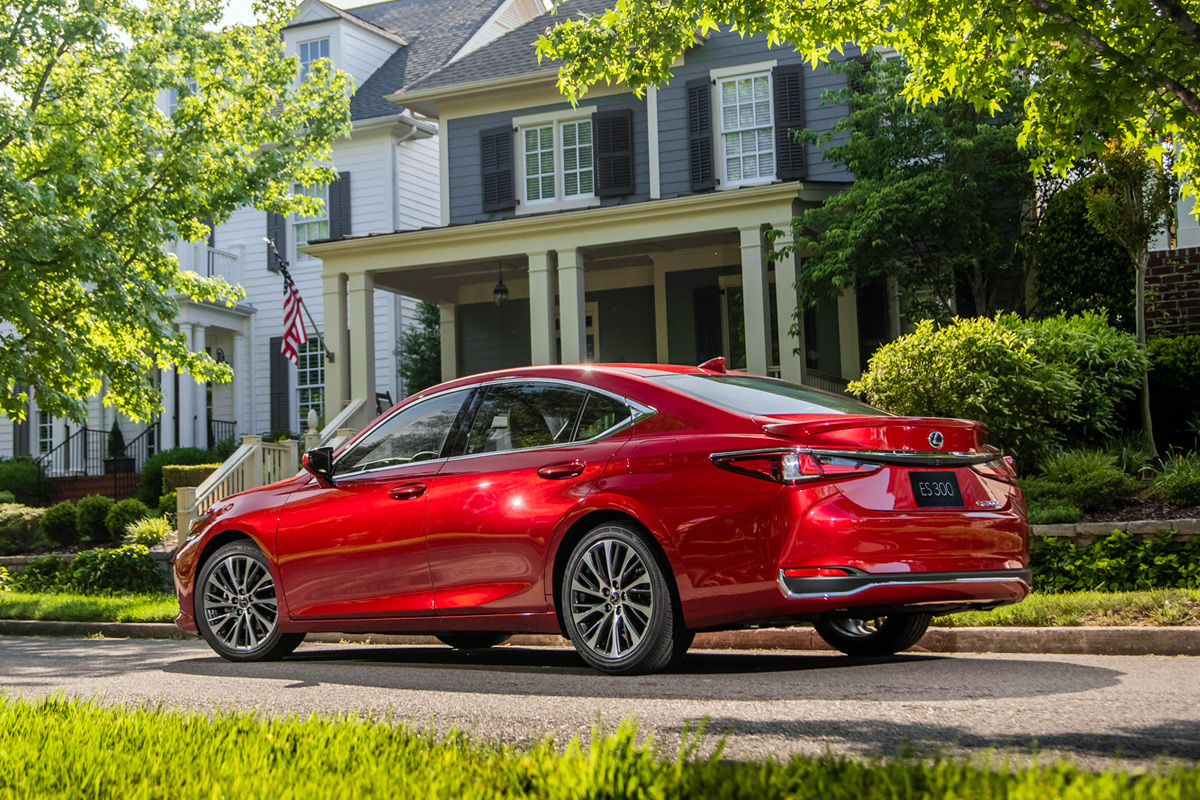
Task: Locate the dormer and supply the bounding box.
[283,0,407,89]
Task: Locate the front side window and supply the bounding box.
[298,38,330,81]
[521,119,594,205]
[464,383,589,455]
[293,183,329,261]
[335,389,470,476]
[37,411,52,454]
[719,73,774,184]
[296,337,324,432]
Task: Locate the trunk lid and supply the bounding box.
[754,414,988,452]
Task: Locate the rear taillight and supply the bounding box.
[712,449,881,484]
[971,456,1018,483]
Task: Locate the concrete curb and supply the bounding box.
[2,620,1199,656]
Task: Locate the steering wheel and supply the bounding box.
[407,451,440,463]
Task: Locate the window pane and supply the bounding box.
[540,150,554,173]
[575,393,631,441]
[578,124,591,145]
[754,76,769,100]
[525,129,539,150]
[725,133,740,156]
[722,81,736,104]
[755,100,771,126]
[739,104,753,127]
[744,154,758,177]
[541,175,555,198]
[526,152,539,173]
[563,123,577,147]
[564,148,577,171]
[760,152,774,174]
[723,106,738,130]
[737,78,752,100]
[539,126,553,149]
[465,383,588,455]
[579,170,593,194]
[727,158,742,181]
[565,172,578,196]
[527,177,540,201]
[336,390,469,475]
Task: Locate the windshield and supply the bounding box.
[655,373,889,417]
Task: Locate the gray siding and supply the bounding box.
[589,286,655,362]
[448,94,651,225]
[458,299,532,375]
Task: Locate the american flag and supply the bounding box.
[281,273,308,366]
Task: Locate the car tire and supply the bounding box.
[436,632,512,650]
[814,613,932,657]
[561,521,687,675]
[195,541,305,662]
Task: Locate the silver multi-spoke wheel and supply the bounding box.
[570,537,655,660]
[202,554,278,651]
[815,612,932,657]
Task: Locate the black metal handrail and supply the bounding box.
[121,422,160,471]
[208,419,236,450]
[36,426,107,478]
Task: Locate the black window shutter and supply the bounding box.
[329,171,352,239]
[269,336,290,432]
[13,392,29,457]
[480,126,515,212]
[593,108,635,197]
[773,64,807,180]
[686,78,715,192]
[266,212,286,271]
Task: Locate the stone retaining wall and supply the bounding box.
[1032,519,1200,546]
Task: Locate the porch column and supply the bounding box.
[322,273,349,417]
[160,365,176,450]
[438,303,458,382]
[558,248,587,363]
[740,225,772,376]
[652,259,669,363]
[192,324,206,448]
[233,332,249,435]
[837,287,861,379]
[177,325,195,448]
[348,272,376,423]
[528,251,556,366]
[772,223,804,384]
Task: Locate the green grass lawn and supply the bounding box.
[934,589,1200,628]
[0,695,1196,799]
[0,592,177,623]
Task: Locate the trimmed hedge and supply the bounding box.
[103,498,148,542]
[1032,529,1200,593]
[137,447,215,506]
[40,500,79,547]
[0,504,44,556]
[0,457,46,506]
[76,495,114,543]
[162,463,221,491]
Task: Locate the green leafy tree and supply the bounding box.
[1,0,352,425]
[536,0,1200,205]
[787,58,1034,322]
[1085,141,1175,459]
[395,302,442,395]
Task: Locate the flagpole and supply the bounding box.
[264,238,333,363]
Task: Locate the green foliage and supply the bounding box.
[0,0,353,426]
[104,499,149,543]
[138,447,214,506]
[0,490,13,504]
[1034,176,1134,330]
[75,495,114,543]
[1026,499,1084,526]
[66,545,164,595]
[9,555,67,593]
[535,0,1200,209]
[1031,530,1200,593]
[210,436,239,461]
[123,517,172,548]
[0,565,8,591]
[849,313,1144,468]
[1038,449,1140,514]
[1151,452,1200,508]
[0,591,177,622]
[0,457,47,505]
[260,430,297,443]
[39,500,78,548]
[159,491,178,528]
[162,464,220,491]
[5,696,1200,799]
[396,301,443,395]
[1148,336,1200,451]
[107,421,127,459]
[0,503,45,556]
[936,589,1200,627]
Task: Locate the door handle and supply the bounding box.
[537,460,586,480]
[388,482,427,500]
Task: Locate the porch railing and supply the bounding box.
[36,421,160,501]
[176,435,299,538]
[206,246,238,283]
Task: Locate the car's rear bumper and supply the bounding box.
[778,567,1031,600]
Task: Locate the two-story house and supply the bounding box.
[305,0,883,422]
[5,0,549,492]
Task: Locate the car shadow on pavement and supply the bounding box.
[161,644,1125,702]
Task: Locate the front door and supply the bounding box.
[276,388,472,619]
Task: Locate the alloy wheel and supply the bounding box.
[201,554,279,651]
[569,536,655,660]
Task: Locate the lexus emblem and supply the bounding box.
[928,431,944,449]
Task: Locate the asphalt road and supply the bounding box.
[2,636,1198,771]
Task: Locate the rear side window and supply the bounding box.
[577,392,631,440]
[465,383,589,455]
[655,374,889,416]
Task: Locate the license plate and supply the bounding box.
[909,471,964,508]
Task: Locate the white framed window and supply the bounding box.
[293,183,329,262]
[298,38,330,81]
[37,411,52,455]
[296,336,325,432]
[515,108,598,212]
[717,72,774,186]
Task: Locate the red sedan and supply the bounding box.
[174,362,1029,674]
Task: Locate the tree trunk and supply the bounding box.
[1134,249,1159,460]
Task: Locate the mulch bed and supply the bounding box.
[1081,497,1200,523]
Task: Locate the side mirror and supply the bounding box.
[303,446,336,488]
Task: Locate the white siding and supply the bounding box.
[341,24,401,87]
[397,134,441,230]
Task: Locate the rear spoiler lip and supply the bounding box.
[755,415,988,439]
[713,446,1002,468]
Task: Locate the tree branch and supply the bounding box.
[1147,0,1200,47]
[0,39,69,150]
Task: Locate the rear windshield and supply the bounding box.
[655,374,890,417]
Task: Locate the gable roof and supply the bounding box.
[399,0,610,96]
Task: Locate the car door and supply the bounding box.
[275,388,473,619]
[425,381,634,616]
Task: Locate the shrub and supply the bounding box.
[1148,335,1200,451]
[0,504,45,556]
[10,555,67,593]
[1151,451,1200,507]
[162,463,221,491]
[67,545,164,594]
[1107,432,1152,477]
[40,501,79,548]
[75,495,114,543]
[0,565,9,591]
[1039,448,1140,513]
[107,420,126,459]
[0,490,14,504]
[159,491,177,527]
[210,436,238,461]
[1027,500,1084,526]
[0,456,47,505]
[123,517,172,548]
[137,447,214,506]
[104,499,149,543]
[1032,529,1200,592]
